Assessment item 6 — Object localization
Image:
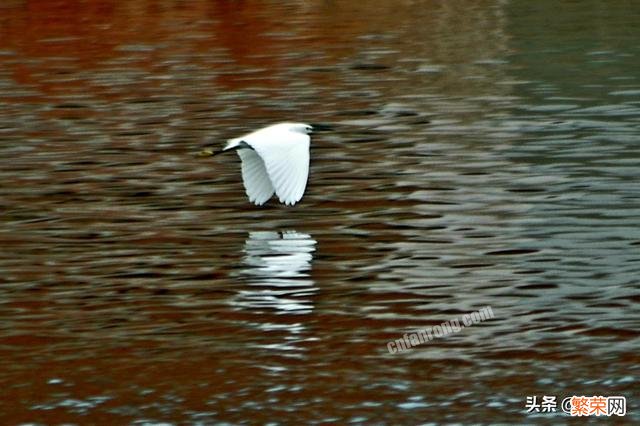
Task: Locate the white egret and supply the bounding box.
[199,122,313,206]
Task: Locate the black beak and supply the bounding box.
[309,123,333,132]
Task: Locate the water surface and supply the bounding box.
[0,0,638,423]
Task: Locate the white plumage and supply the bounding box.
[221,122,312,206]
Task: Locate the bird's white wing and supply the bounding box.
[250,132,310,206]
[237,148,275,205]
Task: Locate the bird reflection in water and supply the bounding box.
[231,231,317,315]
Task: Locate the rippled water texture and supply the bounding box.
[1,0,639,423]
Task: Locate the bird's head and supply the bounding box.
[286,123,313,135]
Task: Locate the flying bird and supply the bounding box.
[199,122,313,206]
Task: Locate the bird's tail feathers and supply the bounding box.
[223,138,244,151]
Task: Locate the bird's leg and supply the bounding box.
[197,148,225,157]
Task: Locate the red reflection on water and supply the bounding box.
[2,1,118,60]
[0,0,322,92]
